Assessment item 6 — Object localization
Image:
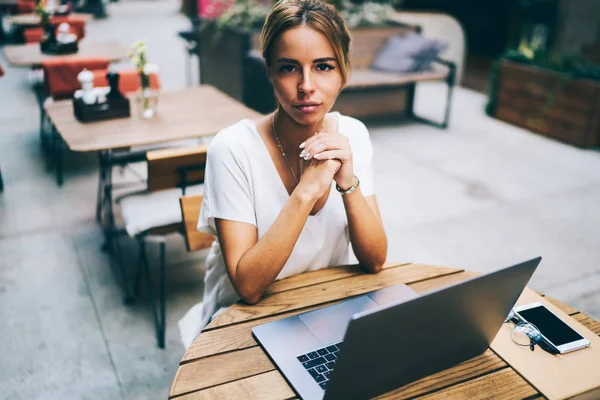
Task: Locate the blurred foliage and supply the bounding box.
[35,0,52,26]
[486,0,599,116]
[200,0,400,37]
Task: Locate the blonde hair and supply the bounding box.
[260,0,352,86]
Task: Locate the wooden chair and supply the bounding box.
[179,195,215,252]
[109,145,209,348]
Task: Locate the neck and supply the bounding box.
[273,108,324,148]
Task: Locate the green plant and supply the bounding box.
[35,0,52,26]
[201,0,399,37]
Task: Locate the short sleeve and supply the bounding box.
[338,114,375,197]
[198,127,256,234]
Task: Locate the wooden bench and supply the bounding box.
[242,24,456,128]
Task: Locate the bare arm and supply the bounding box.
[342,190,387,273]
[216,192,313,305]
[301,126,387,274]
[216,159,341,304]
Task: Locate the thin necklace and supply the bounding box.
[272,113,299,184]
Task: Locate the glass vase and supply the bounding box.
[136,87,159,119]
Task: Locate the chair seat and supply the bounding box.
[118,184,204,237]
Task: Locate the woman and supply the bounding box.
[179,0,387,348]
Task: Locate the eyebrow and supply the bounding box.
[276,57,337,64]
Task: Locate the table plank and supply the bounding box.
[174,371,295,400]
[2,40,128,67]
[171,347,275,398]
[264,262,411,296]
[45,85,262,152]
[407,270,480,294]
[375,350,507,399]
[414,368,538,400]
[206,263,463,330]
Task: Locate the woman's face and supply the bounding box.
[268,25,343,127]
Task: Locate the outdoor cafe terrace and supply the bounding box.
[1,0,599,398]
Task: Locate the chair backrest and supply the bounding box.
[92,69,161,94]
[16,0,35,13]
[146,145,208,193]
[41,57,110,99]
[349,25,419,70]
[179,195,215,251]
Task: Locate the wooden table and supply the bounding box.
[45,85,261,152]
[6,12,93,27]
[2,40,129,68]
[45,85,261,224]
[169,262,600,399]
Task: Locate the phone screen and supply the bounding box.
[517,305,584,346]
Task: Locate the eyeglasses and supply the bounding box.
[505,310,543,352]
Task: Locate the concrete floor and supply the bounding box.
[1,1,599,398]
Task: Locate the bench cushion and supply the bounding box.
[118,184,204,237]
[345,69,448,90]
[370,32,447,73]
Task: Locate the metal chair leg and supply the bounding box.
[141,239,167,348]
[54,128,63,186]
[0,167,4,192]
[185,51,192,87]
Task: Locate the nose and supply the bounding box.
[298,69,315,96]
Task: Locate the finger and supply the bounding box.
[302,137,350,160]
[300,140,339,160]
[300,132,338,149]
[312,150,350,162]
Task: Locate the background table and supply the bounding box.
[45,85,261,152]
[6,12,93,27]
[45,85,261,224]
[169,262,600,399]
[2,40,129,68]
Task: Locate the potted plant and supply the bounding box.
[486,0,600,148]
[487,49,600,148]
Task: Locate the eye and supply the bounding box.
[279,65,297,73]
[316,63,335,72]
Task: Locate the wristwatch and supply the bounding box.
[336,175,360,196]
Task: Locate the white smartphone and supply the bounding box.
[513,302,591,354]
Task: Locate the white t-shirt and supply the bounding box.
[177,112,375,348]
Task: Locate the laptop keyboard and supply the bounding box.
[297,342,342,390]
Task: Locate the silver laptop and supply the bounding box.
[252,257,542,400]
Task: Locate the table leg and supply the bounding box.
[0,166,4,192]
[141,239,167,349]
[0,13,6,44]
[96,151,109,223]
[53,126,63,186]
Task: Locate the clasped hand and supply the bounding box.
[296,131,355,199]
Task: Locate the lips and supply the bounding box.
[293,103,321,114]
